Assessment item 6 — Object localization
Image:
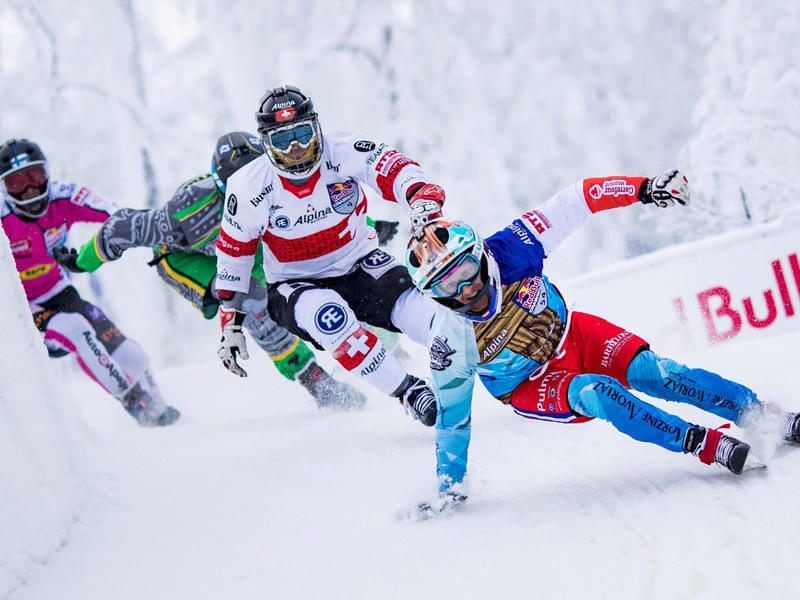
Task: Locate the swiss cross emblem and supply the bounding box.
[275,107,296,122]
[332,326,378,371]
[344,333,371,357]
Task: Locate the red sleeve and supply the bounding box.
[375,151,420,202]
[582,176,647,213]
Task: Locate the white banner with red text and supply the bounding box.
[559,217,800,354]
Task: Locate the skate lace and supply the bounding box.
[783,413,800,442]
[410,387,436,417]
[713,435,737,466]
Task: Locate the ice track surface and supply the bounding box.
[12,332,800,600]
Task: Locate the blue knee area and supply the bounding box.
[626,350,759,424]
[568,373,688,453]
[568,374,618,420]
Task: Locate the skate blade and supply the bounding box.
[742,452,767,471]
[400,495,467,522]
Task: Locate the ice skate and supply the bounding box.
[122,382,181,427]
[297,361,367,411]
[684,426,750,474]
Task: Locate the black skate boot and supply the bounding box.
[297,361,367,410]
[782,413,800,443]
[391,374,438,427]
[684,425,750,474]
[121,383,181,427]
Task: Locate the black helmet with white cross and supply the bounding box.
[255,85,323,178]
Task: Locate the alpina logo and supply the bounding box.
[482,329,509,360]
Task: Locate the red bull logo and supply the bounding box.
[515,276,547,313]
[327,180,358,215]
[44,223,67,248]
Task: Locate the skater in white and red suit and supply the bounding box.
[214,85,442,425]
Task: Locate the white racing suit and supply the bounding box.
[215,133,436,396]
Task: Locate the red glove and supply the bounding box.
[408,183,446,234]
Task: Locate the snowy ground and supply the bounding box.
[8,328,800,600]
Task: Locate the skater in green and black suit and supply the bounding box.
[54,132,400,409]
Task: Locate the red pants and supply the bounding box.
[510,312,648,423]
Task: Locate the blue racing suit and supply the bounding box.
[428,178,760,492]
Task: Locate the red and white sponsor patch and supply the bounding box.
[588,179,636,200]
[521,209,550,234]
[275,107,296,122]
[374,150,419,201]
[10,238,32,255]
[44,223,68,248]
[216,228,258,257]
[332,327,378,371]
[72,186,92,205]
[582,176,646,213]
[375,150,403,176]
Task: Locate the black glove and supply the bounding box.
[638,169,691,208]
[52,246,86,273]
[373,220,400,246]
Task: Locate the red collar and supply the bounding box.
[279,168,321,199]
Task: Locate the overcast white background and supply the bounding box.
[1,1,799,598]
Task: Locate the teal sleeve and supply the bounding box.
[434,372,475,492]
[430,327,478,492]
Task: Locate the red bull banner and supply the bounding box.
[561,218,800,353]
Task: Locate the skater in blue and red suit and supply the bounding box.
[405,169,800,509]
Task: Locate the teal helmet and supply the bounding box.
[406,218,502,321]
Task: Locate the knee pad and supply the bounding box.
[294,288,358,351]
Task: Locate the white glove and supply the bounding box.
[639,169,691,208]
[218,308,249,377]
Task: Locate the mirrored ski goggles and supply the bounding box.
[2,163,48,196]
[430,254,482,299]
[267,121,316,151]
